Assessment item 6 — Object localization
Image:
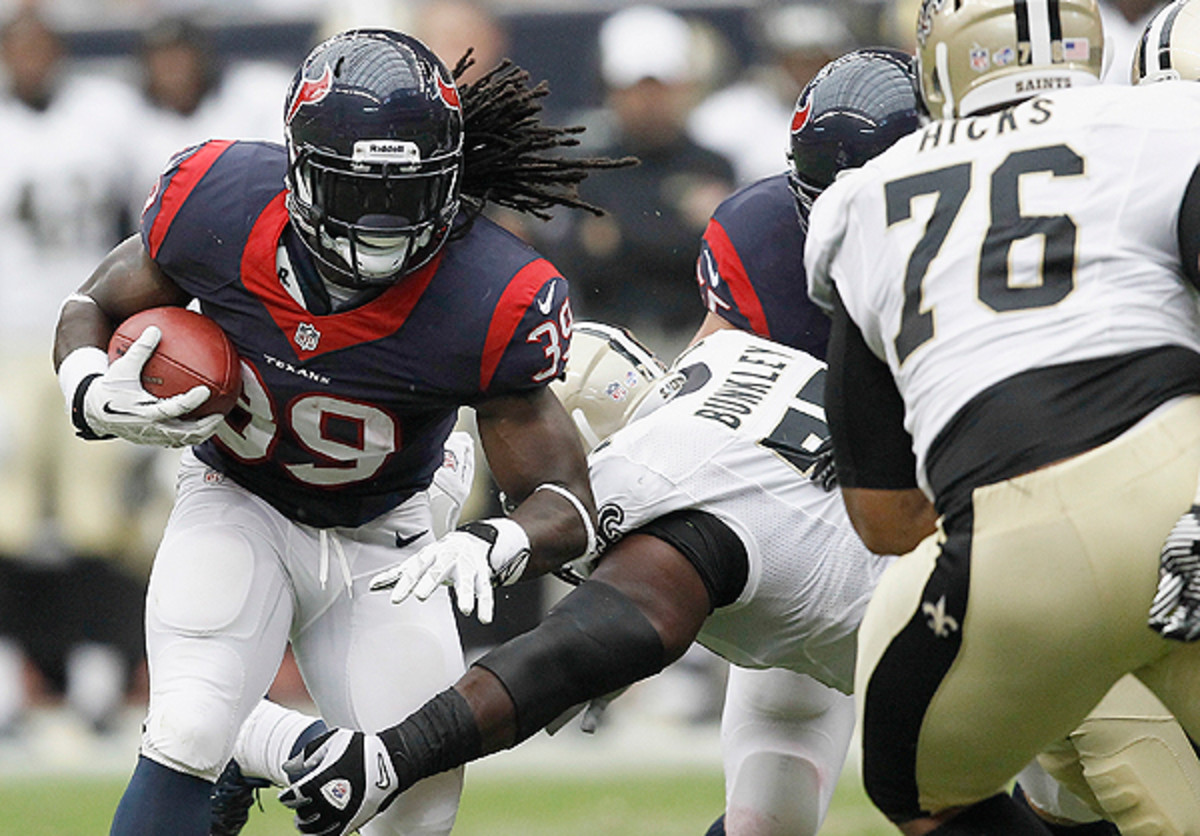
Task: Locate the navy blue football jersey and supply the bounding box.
[695,174,829,360]
[141,140,573,528]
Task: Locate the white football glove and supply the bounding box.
[279,728,399,836]
[428,431,477,538]
[76,326,222,447]
[369,517,531,625]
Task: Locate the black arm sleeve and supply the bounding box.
[824,286,919,489]
[473,580,666,743]
[1178,163,1200,292]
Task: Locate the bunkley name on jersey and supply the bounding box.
[918,96,1054,152]
[695,345,793,429]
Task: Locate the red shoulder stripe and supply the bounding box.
[480,258,561,391]
[146,140,236,260]
[703,219,770,338]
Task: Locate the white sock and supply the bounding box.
[233,700,322,786]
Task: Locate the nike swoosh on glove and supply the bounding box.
[1149,504,1200,641]
[81,326,223,447]
[369,518,531,625]
[279,728,400,836]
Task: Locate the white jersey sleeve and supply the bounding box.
[586,330,893,693]
[807,82,1200,491]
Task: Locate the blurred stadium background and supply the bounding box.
[0,0,917,832]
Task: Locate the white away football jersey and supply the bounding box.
[806,81,1200,491]
[586,330,893,693]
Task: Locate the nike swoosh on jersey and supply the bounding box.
[537,285,555,315]
[394,529,429,549]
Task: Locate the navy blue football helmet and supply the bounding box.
[788,47,923,229]
[284,29,464,289]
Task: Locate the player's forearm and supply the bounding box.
[479,389,597,578]
[53,294,114,369]
[53,235,189,368]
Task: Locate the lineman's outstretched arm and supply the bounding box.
[280,534,711,836]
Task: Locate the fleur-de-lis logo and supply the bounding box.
[295,322,321,352]
[922,595,959,638]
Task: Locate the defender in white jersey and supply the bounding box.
[276,324,893,836]
[806,1,1200,834]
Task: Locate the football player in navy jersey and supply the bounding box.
[51,29,627,836]
[690,47,922,358]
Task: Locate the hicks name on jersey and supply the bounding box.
[695,343,794,429]
[917,97,1055,152]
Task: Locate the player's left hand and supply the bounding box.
[81,326,223,447]
[1149,504,1200,641]
[278,728,399,836]
[370,518,531,625]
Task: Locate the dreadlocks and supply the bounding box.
[452,52,635,223]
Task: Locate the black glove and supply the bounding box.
[1149,505,1200,641]
[278,729,400,836]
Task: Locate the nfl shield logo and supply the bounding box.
[969,44,989,73]
[295,322,321,351]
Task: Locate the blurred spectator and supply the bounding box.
[317,0,413,39]
[0,7,151,737]
[882,0,924,51]
[414,0,505,85]
[126,15,292,222]
[536,4,735,358]
[1099,0,1170,83]
[689,2,856,185]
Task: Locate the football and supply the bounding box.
[107,306,242,418]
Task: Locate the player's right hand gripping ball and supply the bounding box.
[279,728,400,836]
[1149,505,1200,641]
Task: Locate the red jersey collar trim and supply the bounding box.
[241,192,442,359]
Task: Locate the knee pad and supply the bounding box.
[474,580,665,742]
[141,640,247,781]
[1071,718,1200,836]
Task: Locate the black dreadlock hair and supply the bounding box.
[449,51,635,233]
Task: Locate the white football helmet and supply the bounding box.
[550,322,676,451]
[1132,0,1200,84]
[916,0,1103,118]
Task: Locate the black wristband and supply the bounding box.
[377,688,482,792]
[71,373,113,440]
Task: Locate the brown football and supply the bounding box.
[108,306,242,418]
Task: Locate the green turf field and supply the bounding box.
[0,766,895,835]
